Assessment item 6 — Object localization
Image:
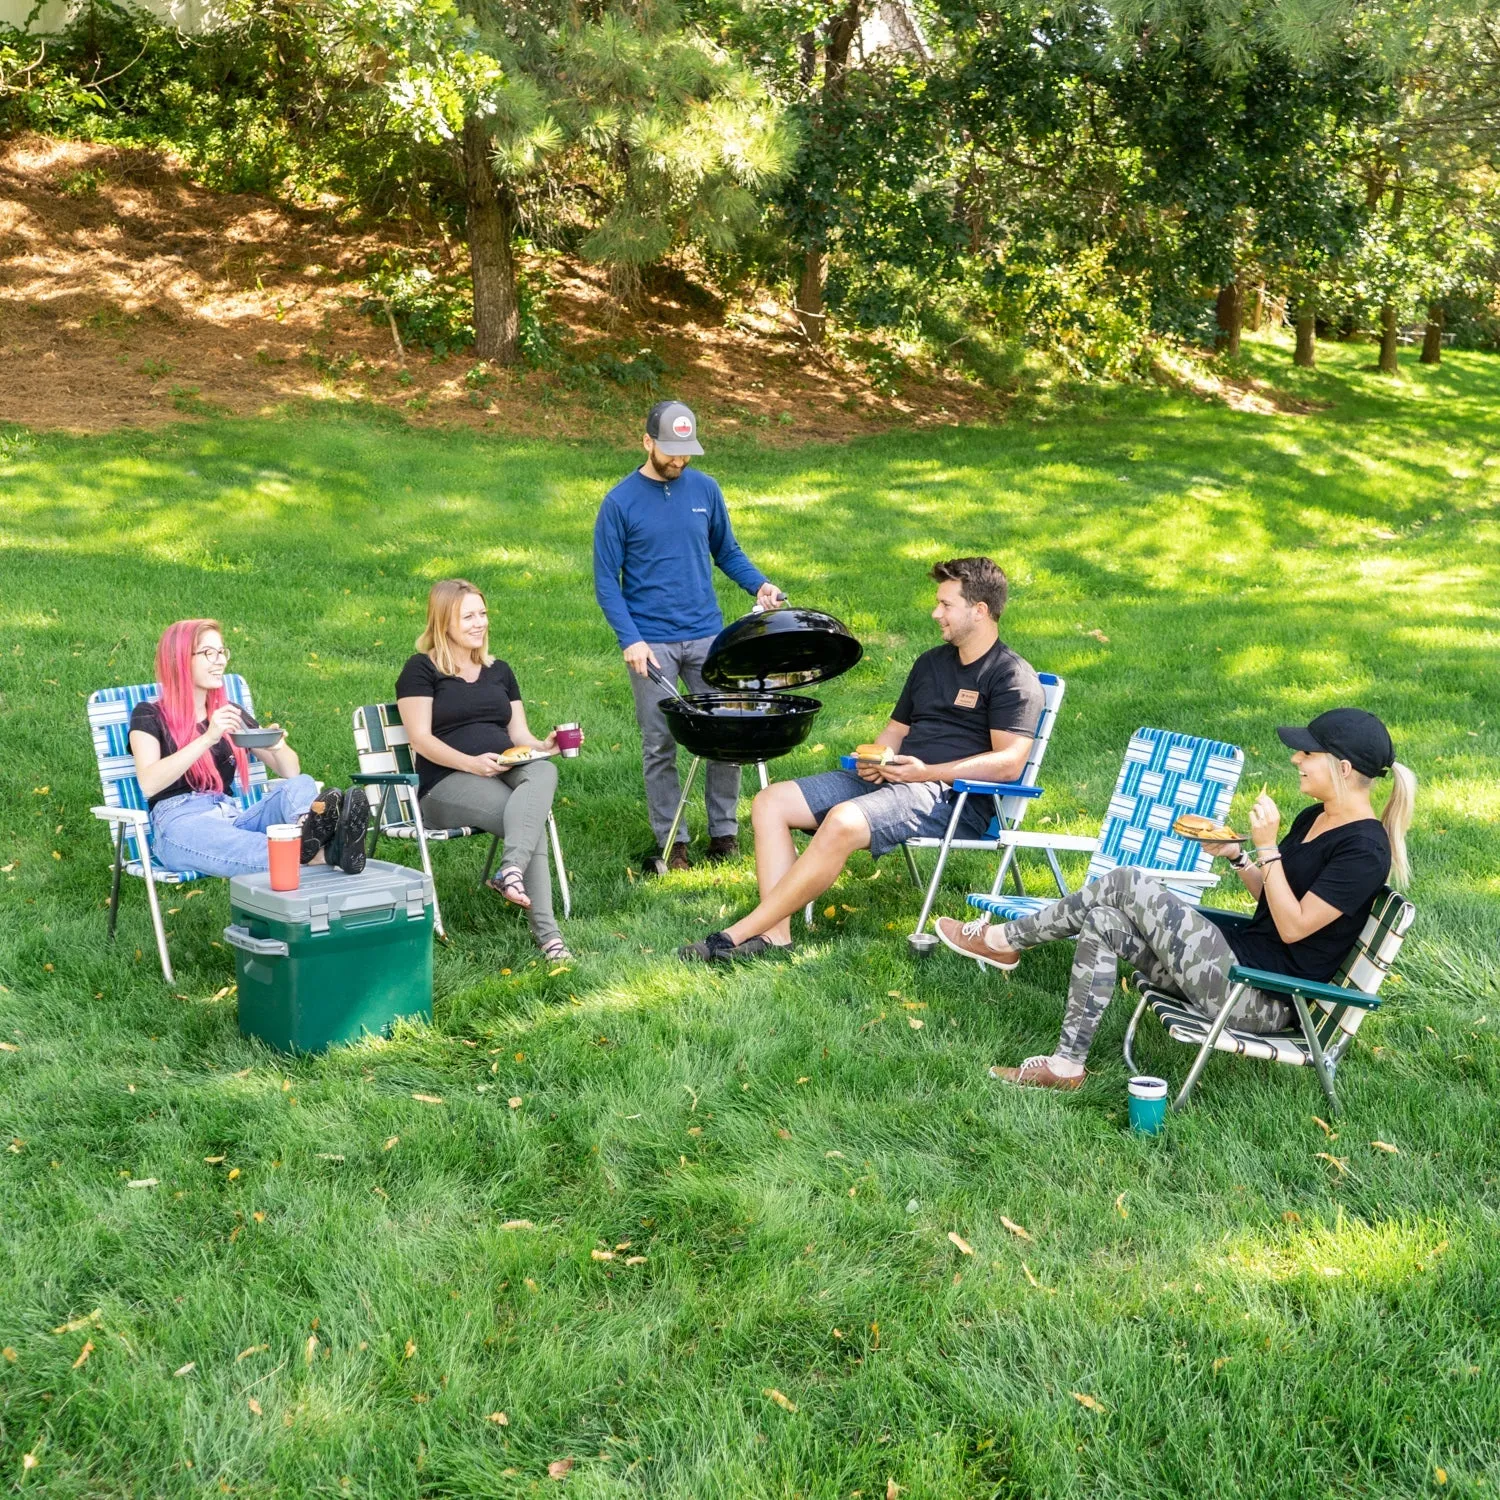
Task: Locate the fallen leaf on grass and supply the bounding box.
[2,1348,15,1362]
[174,1362,195,1378]
[53,1311,102,1334]
[203,1155,225,1165]
[500,1219,534,1231]
[315,1153,344,1163]
[127,1178,158,1189]
[1071,1392,1107,1412]
[1021,1262,1056,1294]
[384,1136,399,1150]
[1311,1116,1337,1139]
[71,1340,94,1369]
[1371,1140,1401,1154]
[227,1167,241,1181]
[508,1097,523,1110]
[0,1041,17,1052]
[947,1232,974,1255]
[1087,629,1110,644]
[591,1249,614,1262]
[236,1344,268,1361]
[487,1411,508,1425]
[1000,1216,1033,1242]
[547,1458,575,1479]
[248,1397,263,1416]
[1314,1152,1349,1176]
[825,1150,844,1159]
[1114,1192,1128,1220]
[404,1339,417,1360]
[625,1255,646,1266]
[411,1093,444,1105]
[1436,1467,1448,1485]
[763,1387,797,1412]
[22,1453,37,1472]
[908,1017,924,1029]
[1213,1357,1231,1374]
[304,1335,318,1366]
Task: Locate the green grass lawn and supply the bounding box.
[1,338,1498,1498]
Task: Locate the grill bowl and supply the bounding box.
[660,692,821,765]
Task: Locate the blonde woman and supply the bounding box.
[396,580,574,960]
[936,709,1416,1091]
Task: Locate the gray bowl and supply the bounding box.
[230,729,284,749]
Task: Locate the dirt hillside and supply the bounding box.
[0,133,1007,441]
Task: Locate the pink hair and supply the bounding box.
[153,620,250,796]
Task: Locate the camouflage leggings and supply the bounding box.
[997,867,1290,1065]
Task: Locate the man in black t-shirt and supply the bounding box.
[680,557,1044,962]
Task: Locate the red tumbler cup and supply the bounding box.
[267,823,301,892]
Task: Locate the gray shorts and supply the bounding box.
[794,769,989,859]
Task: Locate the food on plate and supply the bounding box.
[498,746,535,766]
[1172,813,1242,842]
[853,743,895,765]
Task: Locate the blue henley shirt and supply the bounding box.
[593,466,767,649]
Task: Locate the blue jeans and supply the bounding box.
[150,775,320,878]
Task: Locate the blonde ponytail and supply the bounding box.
[1382,761,1416,888]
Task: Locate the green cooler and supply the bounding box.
[225,859,434,1053]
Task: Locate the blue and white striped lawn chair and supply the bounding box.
[899,672,1065,953]
[964,727,1245,927]
[88,675,269,984]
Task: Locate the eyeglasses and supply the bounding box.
[194,646,231,662]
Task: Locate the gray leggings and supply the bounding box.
[997,867,1290,1065]
[419,760,560,945]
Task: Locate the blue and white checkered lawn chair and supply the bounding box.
[964,727,1246,927]
[351,702,571,942]
[1123,888,1416,1113]
[899,672,1065,954]
[88,674,270,985]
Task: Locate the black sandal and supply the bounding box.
[485,866,531,909]
[539,937,573,962]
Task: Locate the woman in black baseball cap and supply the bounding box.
[933,705,1415,1092]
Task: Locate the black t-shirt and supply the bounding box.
[395,652,521,799]
[129,699,238,808]
[1223,806,1391,981]
[891,639,1045,768]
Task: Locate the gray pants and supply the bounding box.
[628,636,741,847]
[998,867,1290,1065]
[419,761,560,945]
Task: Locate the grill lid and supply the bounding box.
[702,606,862,690]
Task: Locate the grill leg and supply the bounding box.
[107,824,126,944]
[661,758,700,857]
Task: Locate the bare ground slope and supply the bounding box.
[0,134,1008,440]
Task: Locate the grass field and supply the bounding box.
[1,338,1498,1498]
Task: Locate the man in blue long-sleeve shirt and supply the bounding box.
[594,400,782,870]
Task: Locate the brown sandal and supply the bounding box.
[486,865,531,909]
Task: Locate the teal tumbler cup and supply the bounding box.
[1128,1075,1169,1133]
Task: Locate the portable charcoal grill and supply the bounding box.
[646,604,862,871]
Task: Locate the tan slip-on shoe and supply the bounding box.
[987,1055,1086,1091]
[934,915,1020,971]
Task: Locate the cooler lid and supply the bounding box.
[229,858,432,927]
[702,606,863,690]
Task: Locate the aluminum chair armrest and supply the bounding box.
[351,772,420,786]
[92,805,149,825]
[1228,966,1380,1010]
[951,780,1044,798]
[1137,868,1220,888]
[994,830,1098,852]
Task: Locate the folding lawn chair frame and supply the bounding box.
[88,674,270,984]
[1123,888,1415,1113]
[964,727,1246,926]
[351,702,571,941]
[901,672,1064,955]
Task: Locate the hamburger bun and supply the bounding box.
[853,743,894,765]
[498,745,535,766]
[1172,813,1241,842]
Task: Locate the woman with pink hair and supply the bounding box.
[128,619,365,878]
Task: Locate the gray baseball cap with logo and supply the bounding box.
[645,399,704,456]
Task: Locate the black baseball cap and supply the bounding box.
[645,400,703,456]
[1277,708,1395,779]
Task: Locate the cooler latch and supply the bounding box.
[309,897,330,935]
[406,885,426,920]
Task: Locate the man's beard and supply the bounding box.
[648,453,686,481]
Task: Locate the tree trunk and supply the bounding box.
[1215,281,1242,355]
[462,115,518,365]
[1378,303,1399,374]
[1294,306,1316,368]
[1420,304,1443,365]
[1248,284,1265,332]
[794,0,859,346]
[796,252,826,343]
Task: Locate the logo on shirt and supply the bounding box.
[954,689,980,709]
[672,414,694,438]
[692,507,708,514]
